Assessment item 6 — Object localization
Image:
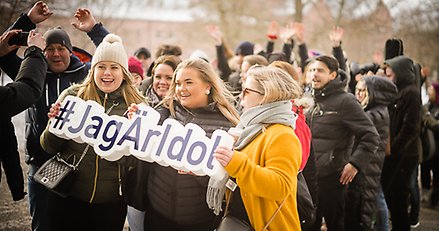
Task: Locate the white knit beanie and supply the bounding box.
[91,34,128,71]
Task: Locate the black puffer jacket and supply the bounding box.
[307,73,379,178]
[0,13,109,166]
[147,101,234,225]
[358,76,397,229]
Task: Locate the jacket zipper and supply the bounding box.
[89,93,121,202]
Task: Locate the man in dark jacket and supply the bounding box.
[381,55,422,231]
[0,29,47,202]
[0,3,108,231]
[306,55,379,231]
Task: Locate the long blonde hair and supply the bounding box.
[161,59,240,125]
[75,64,146,106]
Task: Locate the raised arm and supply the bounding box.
[329,26,347,71]
[280,22,296,63]
[293,22,309,70]
[206,25,231,81]
[0,30,47,119]
[72,8,109,47]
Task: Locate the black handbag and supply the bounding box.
[297,171,316,226]
[216,190,286,231]
[33,145,89,197]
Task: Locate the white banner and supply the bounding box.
[48,95,234,180]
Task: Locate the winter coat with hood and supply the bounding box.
[385,56,422,161]
[307,71,379,179]
[353,76,398,229]
[0,14,109,166]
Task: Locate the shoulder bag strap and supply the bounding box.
[262,196,288,231]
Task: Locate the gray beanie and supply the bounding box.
[44,27,73,52]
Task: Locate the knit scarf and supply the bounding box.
[206,100,297,215]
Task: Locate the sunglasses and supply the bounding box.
[241,87,264,98]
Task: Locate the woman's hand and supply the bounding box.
[125,103,139,119]
[47,102,61,119]
[214,146,234,167]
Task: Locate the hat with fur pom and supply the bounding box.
[91,34,128,70]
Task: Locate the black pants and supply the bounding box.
[381,156,418,231]
[48,193,126,231]
[309,172,347,231]
[144,204,218,231]
[0,119,25,201]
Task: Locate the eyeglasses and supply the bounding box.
[241,87,264,98]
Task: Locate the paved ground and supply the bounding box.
[1,112,439,231]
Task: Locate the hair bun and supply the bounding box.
[103,34,123,44]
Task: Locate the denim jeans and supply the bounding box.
[127,205,145,231]
[374,186,388,231]
[28,163,51,231]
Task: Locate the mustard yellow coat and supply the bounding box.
[225,124,302,231]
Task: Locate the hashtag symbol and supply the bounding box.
[53,100,76,130]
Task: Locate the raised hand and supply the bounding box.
[206,25,223,46]
[27,1,53,24]
[47,102,61,119]
[280,22,295,43]
[267,21,278,41]
[71,8,97,33]
[329,26,344,47]
[27,30,46,50]
[292,22,305,44]
[0,30,21,56]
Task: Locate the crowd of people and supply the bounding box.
[0,1,438,231]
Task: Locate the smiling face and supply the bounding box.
[44,43,71,73]
[93,61,124,93]
[175,67,211,109]
[309,60,337,90]
[153,63,174,98]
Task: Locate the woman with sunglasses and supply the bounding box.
[214,65,303,230]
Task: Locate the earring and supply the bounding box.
[205,89,210,95]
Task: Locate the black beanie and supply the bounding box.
[384,38,404,60]
[44,27,73,52]
[235,41,254,56]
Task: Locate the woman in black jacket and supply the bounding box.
[345,75,397,231]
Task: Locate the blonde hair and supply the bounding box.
[75,63,145,106]
[269,60,300,83]
[246,66,303,104]
[161,59,240,125]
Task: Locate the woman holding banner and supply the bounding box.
[138,58,240,231]
[213,65,303,230]
[125,54,182,231]
[40,33,146,231]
